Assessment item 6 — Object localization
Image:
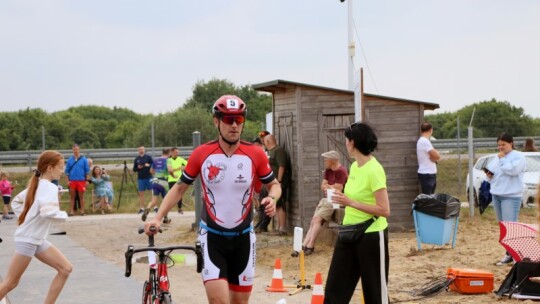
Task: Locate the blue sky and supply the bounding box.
[1,1,539,117]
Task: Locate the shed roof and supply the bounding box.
[252,79,439,110]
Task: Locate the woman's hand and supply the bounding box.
[331,191,350,207]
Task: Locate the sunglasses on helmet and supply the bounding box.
[221,115,245,125]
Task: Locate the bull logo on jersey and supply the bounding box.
[203,161,226,184]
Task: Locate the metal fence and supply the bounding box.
[1,136,539,209]
[432,136,540,152]
[0,147,194,170]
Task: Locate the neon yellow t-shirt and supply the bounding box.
[167,156,188,183]
[342,157,388,232]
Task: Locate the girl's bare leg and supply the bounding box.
[0,254,32,300]
[35,245,72,304]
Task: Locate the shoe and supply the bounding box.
[137,208,145,215]
[178,209,183,214]
[153,207,158,213]
[269,230,288,236]
[291,250,299,257]
[495,254,513,266]
[141,208,150,221]
[2,215,13,220]
[162,217,171,224]
[304,247,315,256]
[255,227,268,233]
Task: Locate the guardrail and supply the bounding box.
[432,136,540,151]
[0,147,194,169]
[1,136,538,169]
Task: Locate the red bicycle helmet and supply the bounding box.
[212,95,247,117]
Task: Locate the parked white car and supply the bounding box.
[466,152,540,208]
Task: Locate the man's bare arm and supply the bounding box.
[429,149,440,162]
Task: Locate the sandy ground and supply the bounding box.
[56,208,539,304]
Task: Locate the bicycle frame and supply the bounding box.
[125,227,203,304]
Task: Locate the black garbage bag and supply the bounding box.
[412,194,460,219]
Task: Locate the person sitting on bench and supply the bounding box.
[292,150,348,256]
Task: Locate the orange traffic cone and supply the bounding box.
[266,258,288,292]
[311,272,324,304]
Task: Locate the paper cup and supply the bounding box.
[326,188,335,202]
[327,189,340,209]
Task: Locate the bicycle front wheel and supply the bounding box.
[160,292,172,304]
[142,280,152,304]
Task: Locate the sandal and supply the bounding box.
[304,247,315,256]
[291,246,307,257]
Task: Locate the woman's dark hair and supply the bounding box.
[523,138,538,152]
[92,166,101,178]
[497,132,514,149]
[344,122,378,155]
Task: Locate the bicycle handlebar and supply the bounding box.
[124,227,203,277]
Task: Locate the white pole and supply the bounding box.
[348,0,355,91]
[347,1,361,122]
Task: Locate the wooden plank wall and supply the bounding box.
[274,85,355,231]
[272,84,300,230]
[272,87,423,232]
[364,96,421,231]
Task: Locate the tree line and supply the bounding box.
[0,79,272,151]
[1,80,538,151]
[426,99,540,140]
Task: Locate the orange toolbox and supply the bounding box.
[447,268,494,294]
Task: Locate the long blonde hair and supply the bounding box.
[18,150,63,225]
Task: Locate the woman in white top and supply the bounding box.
[485,133,526,266]
[0,150,71,304]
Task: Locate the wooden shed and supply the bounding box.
[252,79,439,232]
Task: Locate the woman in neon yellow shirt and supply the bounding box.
[324,122,390,304]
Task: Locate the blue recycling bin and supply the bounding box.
[412,194,460,251]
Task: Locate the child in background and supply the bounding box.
[0,171,16,220]
[90,166,112,214]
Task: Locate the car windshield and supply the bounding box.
[525,155,540,172]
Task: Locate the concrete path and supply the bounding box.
[0,214,148,304]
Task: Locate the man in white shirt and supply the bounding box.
[416,122,440,195]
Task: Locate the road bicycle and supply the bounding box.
[125,226,203,304]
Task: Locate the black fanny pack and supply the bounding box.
[338,217,377,244]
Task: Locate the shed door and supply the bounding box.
[319,113,355,170]
[276,114,293,156]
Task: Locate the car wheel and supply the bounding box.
[466,188,479,207]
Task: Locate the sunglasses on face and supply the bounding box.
[221,115,245,125]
